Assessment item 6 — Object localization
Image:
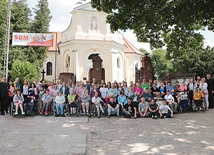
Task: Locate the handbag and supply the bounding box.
[8,90,14,97]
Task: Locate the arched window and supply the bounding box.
[46,62,52,75]
[88,53,99,60]
[117,57,121,68]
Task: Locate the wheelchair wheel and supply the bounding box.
[10,102,14,116]
[177,105,182,113]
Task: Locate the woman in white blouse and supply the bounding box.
[22,79,29,102]
[200,78,209,110]
[99,83,108,102]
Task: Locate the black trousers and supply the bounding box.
[0,97,8,113]
[208,92,214,108]
[188,90,194,106]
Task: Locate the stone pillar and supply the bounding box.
[140,55,154,82]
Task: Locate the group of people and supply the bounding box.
[0,74,213,119]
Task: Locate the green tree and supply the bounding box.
[172,47,214,77]
[10,60,40,84]
[30,0,52,69]
[91,0,214,58]
[0,0,7,74]
[151,49,172,79]
[9,1,32,70]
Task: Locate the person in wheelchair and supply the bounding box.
[27,90,39,115]
[67,90,77,114]
[40,89,52,116]
[55,91,66,117]
[159,99,173,118]
[81,89,91,115]
[107,97,120,118]
[92,92,105,118]
[193,88,205,111]
[13,89,25,115]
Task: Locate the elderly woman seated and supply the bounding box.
[55,91,66,117]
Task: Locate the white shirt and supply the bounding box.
[164,94,174,103]
[160,105,171,114]
[200,82,208,93]
[99,87,108,99]
[55,95,65,104]
[188,83,194,91]
[92,96,102,104]
[23,85,29,95]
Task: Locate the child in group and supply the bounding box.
[148,99,159,119]
[67,90,77,114]
[193,88,205,111]
[13,89,25,115]
[159,99,173,118]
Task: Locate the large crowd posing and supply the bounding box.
[0,74,214,119]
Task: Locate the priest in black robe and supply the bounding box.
[206,74,214,108]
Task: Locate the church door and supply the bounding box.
[89,56,105,84]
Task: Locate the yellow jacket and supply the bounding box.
[193,92,204,100]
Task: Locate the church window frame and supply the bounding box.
[117,57,121,68]
[46,62,52,75]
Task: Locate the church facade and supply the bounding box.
[43,2,154,83]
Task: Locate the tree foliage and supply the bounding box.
[151,49,172,79]
[10,60,40,84]
[8,1,32,71]
[0,0,52,79]
[30,0,52,69]
[91,0,214,58]
[0,0,7,74]
[172,47,214,77]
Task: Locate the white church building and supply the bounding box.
[43,2,148,83]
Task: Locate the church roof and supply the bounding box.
[48,32,62,51]
[73,2,96,12]
[123,37,143,55]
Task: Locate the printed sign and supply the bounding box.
[12,32,54,46]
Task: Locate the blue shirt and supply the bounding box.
[117,95,128,105]
[166,86,173,92]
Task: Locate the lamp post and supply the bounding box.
[3,0,12,82]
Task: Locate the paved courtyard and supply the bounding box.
[1,110,214,155]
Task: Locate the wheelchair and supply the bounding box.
[90,101,107,117]
[10,102,25,117]
[179,99,191,113]
[65,99,81,117]
[193,98,205,112]
[39,100,55,116]
[23,99,39,116]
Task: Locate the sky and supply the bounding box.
[27,0,214,51]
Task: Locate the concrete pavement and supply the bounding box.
[0,115,88,155]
